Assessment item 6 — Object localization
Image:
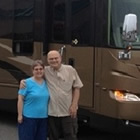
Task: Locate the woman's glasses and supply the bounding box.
[34,68,43,71]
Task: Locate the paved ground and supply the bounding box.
[0,111,140,140]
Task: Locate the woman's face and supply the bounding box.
[33,65,44,78]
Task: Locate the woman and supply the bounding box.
[17,60,50,140]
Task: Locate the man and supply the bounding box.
[45,50,83,140]
[20,50,83,140]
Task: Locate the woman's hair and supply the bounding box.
[31,60,44,70]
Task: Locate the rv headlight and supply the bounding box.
[110,90,140,101]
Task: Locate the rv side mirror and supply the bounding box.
[122,14,137,42]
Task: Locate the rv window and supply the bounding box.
[12,0,34,55]
[12,41,33,55]
[71,0,91,46]
[110,0,140,48]
[51,0,65,42]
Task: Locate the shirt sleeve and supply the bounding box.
[18,87,27,96]
[18,80,28,96]
[72,68,83,88]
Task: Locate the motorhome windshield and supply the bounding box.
[110,0,140,48]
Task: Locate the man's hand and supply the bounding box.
[69,88,80,118]
[69,104,78,118]
[19,80,26,89]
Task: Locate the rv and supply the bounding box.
[1,0,140,132]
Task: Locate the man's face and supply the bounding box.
[47,51,62,70]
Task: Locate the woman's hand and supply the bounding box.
[18,115,23,124]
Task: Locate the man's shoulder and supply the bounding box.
[45,66,53,75]
[62,64,76,73]
[62,64,73,69]
[45,65,50,70]
[45,65,49,68]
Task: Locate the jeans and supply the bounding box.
[18,116,48,140]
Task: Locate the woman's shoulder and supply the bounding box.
[25,77,33,83]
